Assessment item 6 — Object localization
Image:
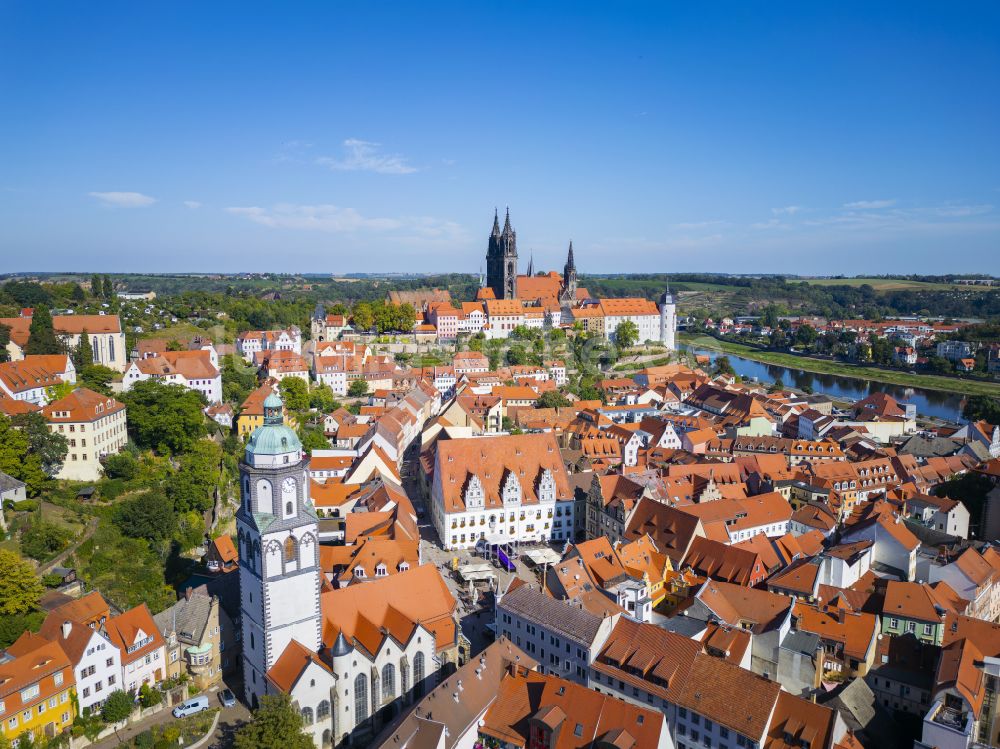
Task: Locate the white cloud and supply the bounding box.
[933,204,992,218]
[317,139,417,175]
[183,200,202,209]
[672,220,726,230]
[751,218,791,230]
[88,191,156,207]
[225,203,465,243]
[843,199,896,210]
[772,205,801,216]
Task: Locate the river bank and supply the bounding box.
[679,333,1000,399]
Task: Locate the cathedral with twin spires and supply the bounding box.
[484,208,580,304]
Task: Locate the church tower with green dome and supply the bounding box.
[237,392,321,707]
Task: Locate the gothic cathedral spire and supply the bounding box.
[485,207,518,299]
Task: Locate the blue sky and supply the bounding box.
[1,2,998,275]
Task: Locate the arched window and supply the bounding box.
[285,536,297,562]
[317,700,330,721]
[413,652,425,697]
[400,659,408,695]
[301,706,314,725]
[286,501,293,515]
[382,663,395,701]
[354,673,368,722]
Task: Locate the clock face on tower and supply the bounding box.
[282,477,295,496]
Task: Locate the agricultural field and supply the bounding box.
[795,277,989,291]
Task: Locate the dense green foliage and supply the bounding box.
[101,690,135,724]
[0,549,44,616]
[78,364,118,395]
[19,520,74,562]
[165,440,222,514]
[963,395,1000,424]
[614,320,639,348]
[348,378,369,397]
[234,694,313,749]
[73,521,176,613]
[113,491,177,543]
[13,412,68,478]
[0,415,50,495]
[24,305,63,355]
[279,376,310,412]
[121,380,208,454]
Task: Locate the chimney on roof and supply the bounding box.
[61,621,72,639]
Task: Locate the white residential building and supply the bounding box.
[42,388,128,482]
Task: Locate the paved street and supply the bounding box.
[89,685,250,749]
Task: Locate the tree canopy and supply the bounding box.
[24,306,64,355]
[101,690,134,724]
[614,320,639,349]
[122,380,208,454]
[0,550,43,616]
[113,491,177,543]
[348,379,369,397]
[0,415,49,495]
[165,439,222,514]
[234,694,313,749]
[12,412,68,477]
[963,395,1000,424]
[278,376,310,413]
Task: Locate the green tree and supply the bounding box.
[19,521,73,562]
[794,324,817,347]
[714,356,735,376]
[769,378,786,393]
[79,364,117,395]
[113,491,177,543]
[103,452,138,480]
[535,390,571,409]
[122,380,207,454]
[0,549,44,616]
[506,345,528,366]
[138,683,163,708]
[74,523,175,613]
[234,694,314,749]
[101,689,134,724]
[74,330,94,369]
[299,426,330,452]
[24,306,64,355]
[308,384,340,413]
[348,379,369,398]
[614,320,639,349]
[0,415,47,496]
[279,377,309,413]
[351,302,374,332]
[165,440,222,514]
[71,283,87,304]
[12,412,68,477]
[221,356,258,406]
[90,274,102,298]
[102,275,114,300]
[0,323,10,363]
[963,395,1000,424]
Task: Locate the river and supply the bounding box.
[683,346,967,423]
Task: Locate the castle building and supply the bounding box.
[485,208,518,300]
[238,393,322,708]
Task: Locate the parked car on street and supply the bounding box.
[219,689,236,708]
[173,696,210,718]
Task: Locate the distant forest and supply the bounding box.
[2,272,999,326]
